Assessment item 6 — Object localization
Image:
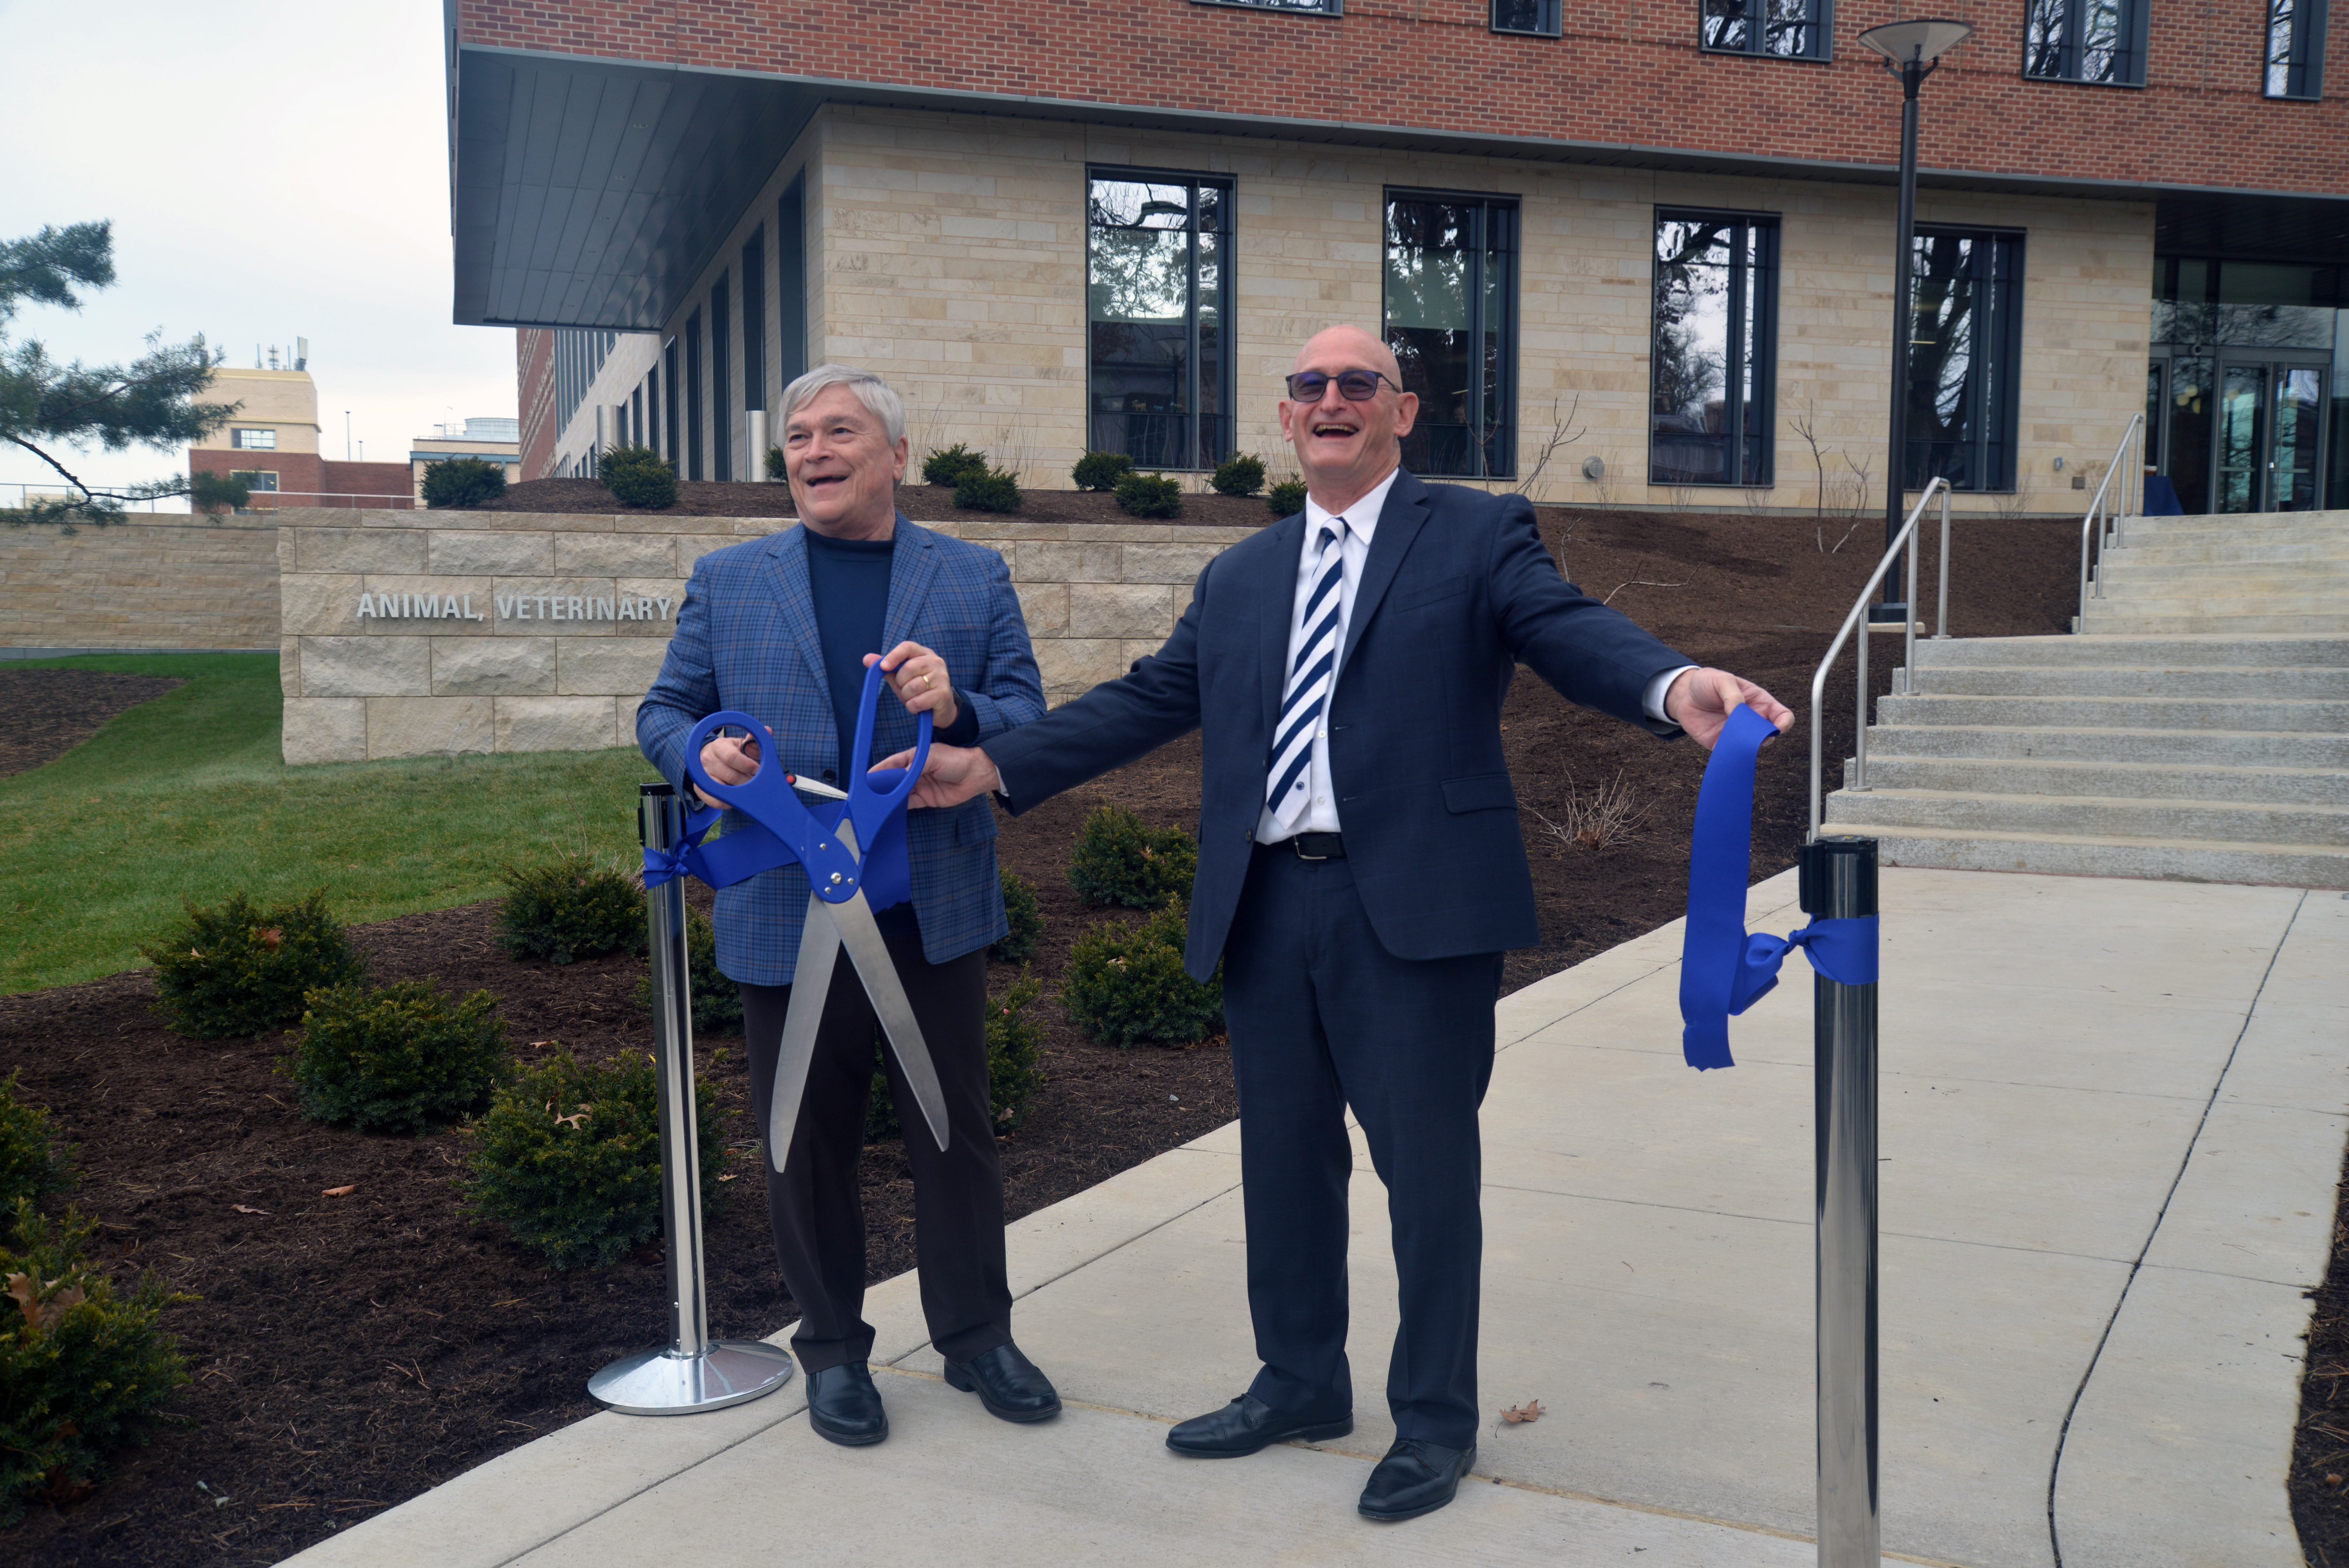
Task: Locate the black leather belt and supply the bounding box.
[1268,831,1346,861]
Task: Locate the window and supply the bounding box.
[1650,210,1779,487]
[1190,0,1341,14]
[1701,0,1832,59]
[1385,192,1518,478]
[1491,0,1560,36]
[740,228,767,418]
[778,175,809,393]
[1087,170,1235,471]
[684,310,705,481]
[662,340,680,461]
[712,276,732,481]
[231,427,276,450]
[2266,0,2328,97]
[631,385,644,447]
[1904,229,2025,492]
[230,470,278,491]
[2023,0,2147,85]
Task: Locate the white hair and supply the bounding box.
[778,364,906,445]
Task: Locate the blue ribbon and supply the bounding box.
[1678,704,1878,1071]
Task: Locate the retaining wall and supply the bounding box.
[0,516,280,651]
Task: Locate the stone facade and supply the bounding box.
[274,505,1254,764]
[0,516,281,652]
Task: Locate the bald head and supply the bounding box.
[1292,324,1403,387]
[1278,324,1419,515]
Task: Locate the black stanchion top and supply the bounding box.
[1801,835,1880,919]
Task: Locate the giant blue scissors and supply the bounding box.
[676,661,950,1167]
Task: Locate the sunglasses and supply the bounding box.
[1284,369,1400,403]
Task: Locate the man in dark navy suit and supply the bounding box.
[897,326,1792,1521]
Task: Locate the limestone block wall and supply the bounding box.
[274,506,1255,764]
[0,516,280,651]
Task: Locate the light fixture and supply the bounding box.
[1857,18,1975,68]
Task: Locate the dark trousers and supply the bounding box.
[738,925,1011,1374]
[1223,844,1502,1450]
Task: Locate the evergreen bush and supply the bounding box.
[1060,904,1222,1048]
[1210,453,1266,497]
[990,868,1042,964]
[497,853,646,964]
[599,443,679,509]
[138,890,368,1039]
[864,971,1046,1140]
[420,456,508,509]
[1071,450,1135,491]
[764,445,787,480]
[464,1046,728,1270]
[633,908,745,1035]
[953,465,1023,513]
[1266,477,1309,517]
[0,1073,75,1210]
[1114,472,1185,519]
[287,980,511,1136]
[1066,804,1197,908]
[0,1201,191,1525]
[921,442,990,488]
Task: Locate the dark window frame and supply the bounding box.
[712,274,732,481]
[684,310,705,482]
[1699,0,1835,61]
[740,227,767,416]
[1188,0,1342,15]
[232,427,277,450]
[1382,187,1521,480]
[1648,207,1781,489]
[661,341,679,461]
[1490,0,1561,37]
[2264,0,2328,98]
[631,385,644,448]
[2021,0,2149,87]
[1085,165,1238,472]
[777,174,810,396]
[1903,225,2026,494]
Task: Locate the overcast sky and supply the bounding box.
[0,0,517,508]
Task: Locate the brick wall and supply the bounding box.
[458,0,2349,198]
[0,516,281,651]
[519,328,558,479]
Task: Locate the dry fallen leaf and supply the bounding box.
[1501,1399,1544,1424]
[231,1204,271,1216]
[322,1185,356,1197]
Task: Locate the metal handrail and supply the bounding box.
[1808,476,1954,841]
[2075,413,2146,631]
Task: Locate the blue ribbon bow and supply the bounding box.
[1678,704,1878,1071]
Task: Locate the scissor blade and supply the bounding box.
[768,892,841,1174]
[829,823,952,1154]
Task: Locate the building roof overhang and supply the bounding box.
[450,44,2349,332]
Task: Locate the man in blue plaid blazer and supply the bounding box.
[637,366,1051,1447]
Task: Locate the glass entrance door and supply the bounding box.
[2216,358,2329,512]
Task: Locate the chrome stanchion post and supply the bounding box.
[1933,485,1951,640]
[588,784,796,1416]
[1805,835,1880,1568]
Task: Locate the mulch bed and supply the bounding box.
[0,670,184,779]
[2290,1145,2349,1564]
[5,504,2089,1565]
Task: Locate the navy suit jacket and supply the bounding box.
[985,470,1693,978]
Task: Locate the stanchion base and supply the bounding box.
[588,1340,796,1416]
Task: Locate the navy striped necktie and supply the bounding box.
[1264,516,1347,834]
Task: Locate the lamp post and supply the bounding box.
[1859,19,1973,627]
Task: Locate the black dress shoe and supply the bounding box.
[806,1362,888,1446]
[942,1342,1062,1422]
[1358,1438,1476,1522]
[1165,1393,1353,1458]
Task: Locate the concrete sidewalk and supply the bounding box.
[285,870,2347,1568]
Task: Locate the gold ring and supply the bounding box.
[923,674,933,688]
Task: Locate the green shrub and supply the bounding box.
[464,1046,728,1270]
[420,456,508,509]
[1067,804,1197,909]
[1071,450,1135,491]
[764,444,787,480]
[921,442,990,488]
[497,853,646,964]
[0,1073,75,1210]
[1210,453,1266,497]
[990,868,1042,964]
[953,465,1023,513]
[1060,903,1222,1048]
[138,890,368,1039]
[634,908,745,1035]
[1267,477,1309,517]
[599,443,679,509]
[0,1201,191,1526]
[1114,472,1185,519]
[287,980,511,1135]
[866,971,1046,1140]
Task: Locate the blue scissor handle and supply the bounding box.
[845,658,934,860]
[679,710,861,894]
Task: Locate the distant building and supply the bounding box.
[410,417,522,501]
[188,357,417,510]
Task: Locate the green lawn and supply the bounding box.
[2,654,660,995]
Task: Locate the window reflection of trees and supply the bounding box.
[2025,0,2131,80]
[1700,0,1821,57]
[1650,215,1772,487]
[1903,232,2020,492]
[1384,197,1515,478]
[1086,177,1232,470]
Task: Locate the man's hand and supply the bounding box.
[695,730,764,808]
[1665,667,1795,752]
[865,641,958,730]
[872,742,1001,808]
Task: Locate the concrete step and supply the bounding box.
[2080,611,2349,636]
[2087,591,2349,616]
[2123,508,2349,540]
[1910,634,2349,669]
[2111,540,2349,567]
[1821,785,2349,846]
[1873,692,2349,731]
[1849,754,2349,806]
[2098,559,2349,587]
[1908,665,2349,699]
[1841,822,2349,889]
[1864,723,2349,768]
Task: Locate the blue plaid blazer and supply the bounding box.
[636,515,1044,984]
